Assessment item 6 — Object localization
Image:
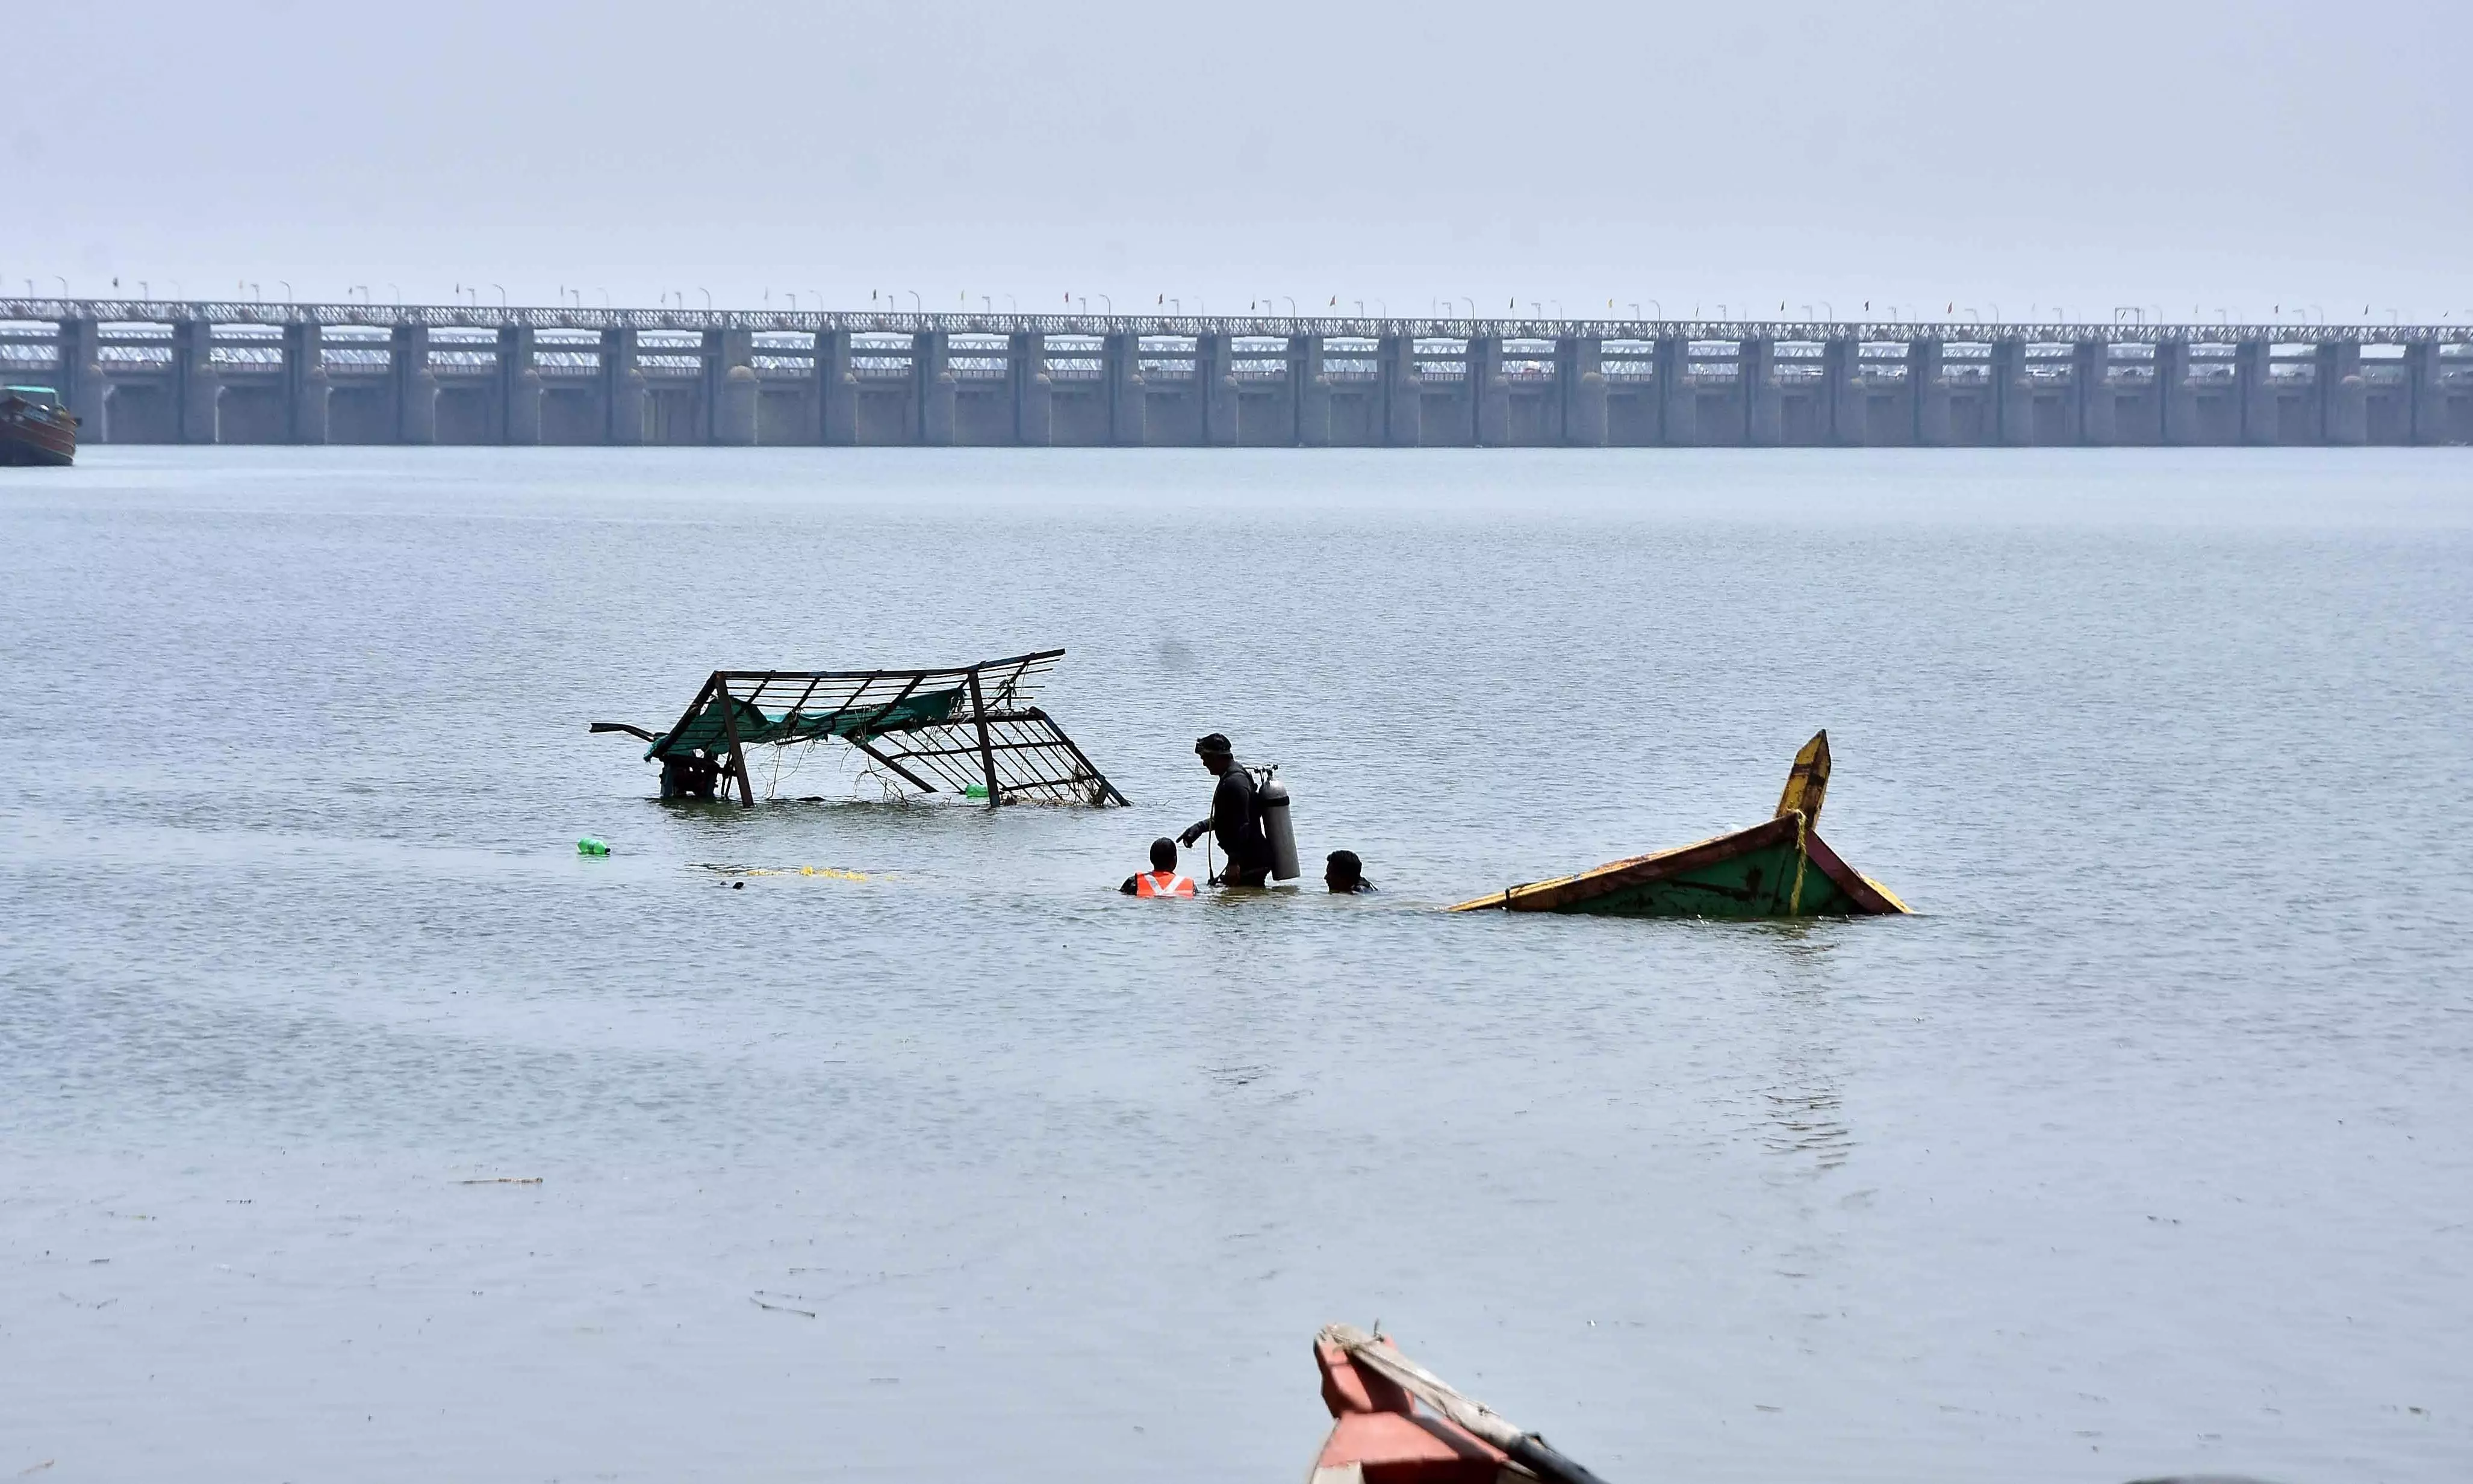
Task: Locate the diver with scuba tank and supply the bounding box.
[1178,732,1297,887]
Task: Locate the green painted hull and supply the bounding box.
[1555,834,1867,919]
[1451,810,1908,919]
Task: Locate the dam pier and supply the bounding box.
[5,298,2467,449]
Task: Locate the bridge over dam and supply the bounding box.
[5,299,2468,450]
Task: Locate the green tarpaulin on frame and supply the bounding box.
[647,688,962,759]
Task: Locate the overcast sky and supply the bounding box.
[7,0,2469,320]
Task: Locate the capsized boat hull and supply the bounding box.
[1449,812,1909,918]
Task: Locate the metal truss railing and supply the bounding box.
[3,299,2468,345]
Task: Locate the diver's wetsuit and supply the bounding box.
[1193,762,1272,886]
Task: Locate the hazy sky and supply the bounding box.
[8,0,2470,320]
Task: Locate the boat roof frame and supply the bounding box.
[608,648,1127,809]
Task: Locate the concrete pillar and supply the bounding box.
[1106,332,1145,446]
[1823,338,1865,446]
[2073,339,2115,446]
[58,317,105,439]
[1198,332,1238,446]
[1380,333,1420,447]
[2407,343,2449,446]
[706,327,756,446]
[2156,338,2197,446]
[173,320,221,444]
[815,329,855,444]
[1272,334,1302,446]
[601,327,642,445]
[1741,337,1779,446]
[497,324,540,446]
[393,323,436,444]
[1991,338,2033,446]
[1469,337,1508,446]
[1011,332,1051,446]
[281,320,329,445]
[1562,336,1606,447]
[1295,334,1329,448]
[916,331,953,446]
[2235,340,2277,445]
[2319,341,2365,446]
[1911,338,1951,446]
[1656,335,1696,446]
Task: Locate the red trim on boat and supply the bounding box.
[1311,1337,1511,1483]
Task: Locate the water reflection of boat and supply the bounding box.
[1449,730,1909,919]
[0,385,78,466]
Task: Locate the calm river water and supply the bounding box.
[3,447,2468,1483]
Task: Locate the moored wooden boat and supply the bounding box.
[0,385,78,466]
[1448,730,1909,919]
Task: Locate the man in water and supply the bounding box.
[1178,732,1271,887]
[1121,837,1196,897]
[1325,849,1375,893]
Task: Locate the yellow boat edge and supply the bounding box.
[1444,830,1743,913]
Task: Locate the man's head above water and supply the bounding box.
[1325,849,1367,893]
[1149,836,1178,873]
[1193,732,1234,776]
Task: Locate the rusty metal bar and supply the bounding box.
[715,674,755,807]
[965,665,1001,808]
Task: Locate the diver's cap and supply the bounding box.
[1194,733,1232,756]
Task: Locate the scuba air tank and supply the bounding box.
[1255,769,1300,881]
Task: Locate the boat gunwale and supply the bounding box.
[1449,813,1806,913]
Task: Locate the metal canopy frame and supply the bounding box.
[606,648,1127,809]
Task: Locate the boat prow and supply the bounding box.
[1308,1324,1610,1484]
[1449,730,1910,919]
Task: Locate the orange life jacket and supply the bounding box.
[1135,869,1195,898]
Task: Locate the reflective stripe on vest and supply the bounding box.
[1135,870,1195,898]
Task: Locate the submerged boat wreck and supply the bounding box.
[1308,1323,1610,1484]
[590,648,1126,807]
[1449,730,1909,919]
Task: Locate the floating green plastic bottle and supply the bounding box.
[576,836,611,856]
[963,784,989,800]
